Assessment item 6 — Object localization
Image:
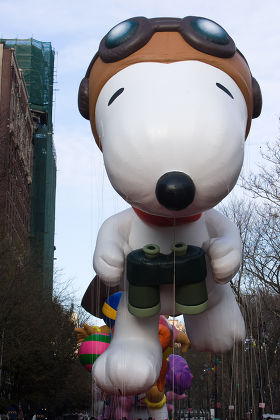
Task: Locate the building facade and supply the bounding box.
[0,43,33,247]
[0,39,56,292]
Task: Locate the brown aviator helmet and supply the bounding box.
[78,16,262,148]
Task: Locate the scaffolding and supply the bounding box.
[0,38,54,120]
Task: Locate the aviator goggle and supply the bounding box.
[85,15,237,75]
[79,15,262,127]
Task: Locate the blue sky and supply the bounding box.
[0,0,279,306]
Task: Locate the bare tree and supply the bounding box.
[0,231,91,415]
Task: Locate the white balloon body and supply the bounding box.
[91,61,246,396]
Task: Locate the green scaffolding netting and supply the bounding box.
[31,126,56,290]
[0,38,54,122]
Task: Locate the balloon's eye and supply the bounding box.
[216,83,234,99]
[108,88,124,106]
[191,17,229,45]
[105,20,139,48]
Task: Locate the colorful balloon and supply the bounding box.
[165,354,193,394]
[102,291,122,328]
[78,333,111,372]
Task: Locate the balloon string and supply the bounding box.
[172,218,176,416]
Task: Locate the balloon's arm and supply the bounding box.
[74,324,99,343]
[93,209,133,286]
[175,330,191,353]
[74,326,88,343]
[204,208,242,284]
[74,323,111,343]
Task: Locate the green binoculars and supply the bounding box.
[126,242,208,317]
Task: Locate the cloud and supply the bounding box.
[58,38,99,75]
[0,0,102,38]
[54,128,128,216]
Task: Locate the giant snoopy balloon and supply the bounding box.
[78,16,262,396]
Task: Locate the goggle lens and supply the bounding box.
[105,20,139,49]
[191,17,229,45]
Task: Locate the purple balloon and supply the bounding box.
[165,354,193,394]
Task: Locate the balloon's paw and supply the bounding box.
[92,341,160,395]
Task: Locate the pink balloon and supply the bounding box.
[166,390,187,401]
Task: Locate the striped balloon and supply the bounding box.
[102,291,122,328]
[78,333,111,372]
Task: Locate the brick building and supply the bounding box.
[0,43,33,246]
[0,39,56,292]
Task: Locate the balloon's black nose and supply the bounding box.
[155,171,195,211]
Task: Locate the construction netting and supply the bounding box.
[31,125,56,291]
[0,38,54,123]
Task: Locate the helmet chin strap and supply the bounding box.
[132,206,201,226]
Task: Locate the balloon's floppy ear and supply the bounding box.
[78,77,90,120]
[81,275,120,318]
[252,77,262,119]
